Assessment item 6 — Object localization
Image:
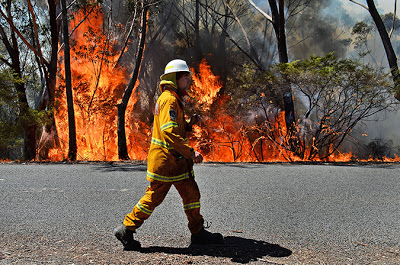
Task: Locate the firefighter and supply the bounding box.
[114,59,224,250]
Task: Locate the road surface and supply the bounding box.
[0,162,399,264]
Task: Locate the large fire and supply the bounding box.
[47,9,400,163]
[51,8,150,161]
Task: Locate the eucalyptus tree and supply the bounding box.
[235,54,397,161]
[350,0,400,101]
[117,0,153,160]
[0,0,57,160]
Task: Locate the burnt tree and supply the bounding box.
[117,2,149,160]
[366,0,400,101]
[350,0,400,101]
[61,0,77,161]
[269,0,296,131]
[247,0,300,154]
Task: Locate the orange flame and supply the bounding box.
[188,61,400,163]
[190,59,222,110]
[44,8,399,163]
[51,8,150,161]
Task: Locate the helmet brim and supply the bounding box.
[160,70,193,80]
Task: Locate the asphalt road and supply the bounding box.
[0,162,399,264]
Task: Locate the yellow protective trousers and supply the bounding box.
[123,177,204,234]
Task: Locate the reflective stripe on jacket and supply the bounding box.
[147,88,194,182]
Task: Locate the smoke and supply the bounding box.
[287,0,352,60]
[335,1,400,158]
[323,0,357,27]
[351,107,400,159]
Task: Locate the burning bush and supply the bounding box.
[228,53,398,161]
[52,41,398,162]
[188,60,250,162]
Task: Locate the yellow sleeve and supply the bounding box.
[159,97,194,159]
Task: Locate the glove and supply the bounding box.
[191,151,203,163]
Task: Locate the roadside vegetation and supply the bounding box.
[1,0,399,161]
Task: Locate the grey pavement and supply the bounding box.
[0,162,399,264]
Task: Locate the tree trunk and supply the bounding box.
[216,0,229,94]
[270,0,303,157]
[45,0,60,107]
[270,0,288,63]
[366,0,400,101]
[117,3,148,160]
[269,1,294,111]
[61,0,77,161]
[15,74,36,160]
[36,0,61,160]
[14,82,37,160]
[269,0,298,149]
[1,0,37,160]
[195,0,202,62]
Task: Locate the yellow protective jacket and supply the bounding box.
[146,74,195,182]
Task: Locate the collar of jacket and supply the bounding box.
[160,72,189,107]
[162,86,184,108]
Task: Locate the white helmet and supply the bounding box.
[160,59,193,79]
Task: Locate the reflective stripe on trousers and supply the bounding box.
[147,170,194,182]
[123,177,203,234]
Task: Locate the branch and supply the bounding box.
[247,0,273,23]
[0,7,49,65]
[27,0,46,69]
[114,0,159,66]
[88,37,110,112]
[121,4,148,107]
[0,56,12,67]
[348,0,369,10]
[172,1,196,29]
[145,1,160,8]
[56,0,78,21]
[389,0,397,38]
[224,0,253,54]
[115,8,138,67]
[58,5,96,53]
[200,2,264,70]
[0,24,13,57]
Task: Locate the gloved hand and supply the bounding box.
[191,151,203,163]
[188,114,201,127]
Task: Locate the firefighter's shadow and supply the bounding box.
[138,236,292,264]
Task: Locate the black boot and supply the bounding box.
[113,225,141,251]
[191,228,224,245]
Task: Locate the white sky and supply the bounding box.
[378,0,397,12]
[340,0,397,14]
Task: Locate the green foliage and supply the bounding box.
[352,21,373,36]
[228,53,396,161]
[351,21,374,58]
[284,54,395,159]
[0,69,50,159]
[227,63,283,117]
[0,69,21,159]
